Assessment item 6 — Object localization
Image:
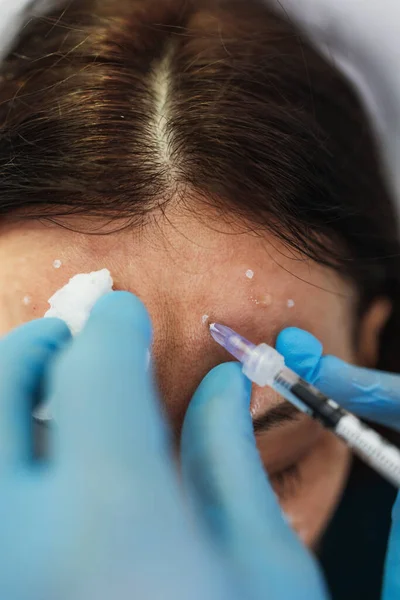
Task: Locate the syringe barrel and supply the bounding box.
[242,343,285,387]
[336,415,400,488]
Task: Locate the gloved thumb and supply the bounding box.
[180,362,287,540]
[180,362,326,599]
[276,328,400,432]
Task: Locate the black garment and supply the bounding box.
[319,461,397,600]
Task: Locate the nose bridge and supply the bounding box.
[149,311,214,432]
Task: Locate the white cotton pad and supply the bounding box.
[34,268,114,421]
[44,268,114,336]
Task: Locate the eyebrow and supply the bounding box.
[34,402,302,435]
[252,401,302,433]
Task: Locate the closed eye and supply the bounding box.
[252,401,302,433]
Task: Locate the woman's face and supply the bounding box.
[0,205,357,547]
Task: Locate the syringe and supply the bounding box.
[210,323,400,489]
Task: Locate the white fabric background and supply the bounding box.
[273,0,400,215]
[0,1,64,64]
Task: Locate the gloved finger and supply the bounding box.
[383,492,400,600]
[276,327,400,431]
[0,318,71,470]
[181,362,327,598]
[48,292,173,479]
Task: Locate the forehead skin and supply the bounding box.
[0,207,356,422]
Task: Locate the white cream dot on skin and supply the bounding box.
[22,295,31,306]
[53,259,62,269]
[202,314,209,325]
[287,299,295,308]
[245,269,254,279]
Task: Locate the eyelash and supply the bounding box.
[270,464,301,499]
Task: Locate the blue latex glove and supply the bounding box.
[276,327,400,600]
[0,293,328,600]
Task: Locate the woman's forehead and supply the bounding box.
[0,215,357,430]
[0,214,355,352]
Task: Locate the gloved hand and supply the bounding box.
[0,292,328,600]
[276,327,400,600]
[273,0,400,212]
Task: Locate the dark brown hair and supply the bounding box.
[0,0,399,369]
